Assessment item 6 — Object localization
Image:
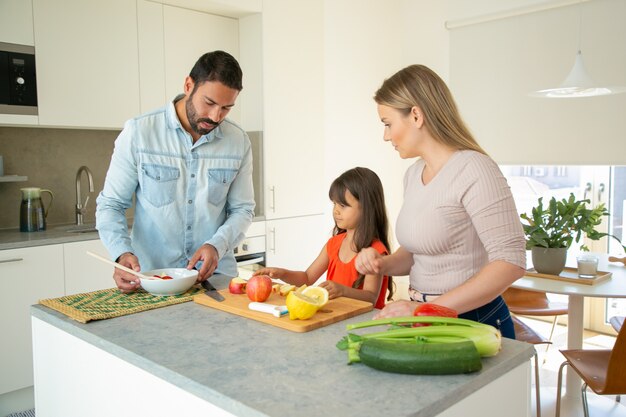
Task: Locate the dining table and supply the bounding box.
[511,252,626,407]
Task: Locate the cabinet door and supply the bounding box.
[0,245,64,395]
[32,0,140,128]
[265,215,329,271]
[162,5,241,123]
[262,0,325,219]
[0,0,34,45]
[64,240,115,295]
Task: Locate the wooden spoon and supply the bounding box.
[608,256,626,266]
[86,251,161,280]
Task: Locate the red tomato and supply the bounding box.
[154,275,173,280]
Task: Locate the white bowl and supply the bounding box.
[140,268,198,296]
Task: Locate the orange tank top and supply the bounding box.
[326,233,389,309]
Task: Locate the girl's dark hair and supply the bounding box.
[329,167,394,301]
[189,50,243,91]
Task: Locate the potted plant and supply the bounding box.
[520,193,625,275]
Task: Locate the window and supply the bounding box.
[501,165,626,334]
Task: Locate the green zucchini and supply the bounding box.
[358,339,482,375]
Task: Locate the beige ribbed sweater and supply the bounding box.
[396,150,526,294]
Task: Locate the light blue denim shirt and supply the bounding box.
[96,97,255,276]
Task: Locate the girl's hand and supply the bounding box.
[373,300,420,319]
[355,247,384,275]
[252,267,286,280]
[318,280,344,299]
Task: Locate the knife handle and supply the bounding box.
[248,302,288,317]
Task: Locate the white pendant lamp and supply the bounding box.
[530,2,626,98]
[530,50,626,98]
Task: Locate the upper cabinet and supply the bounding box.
[32,0,140,128]
[137,2,243,125]
[262,0,325,219]
[0,0,34,46]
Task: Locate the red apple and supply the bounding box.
[246,275,273,302]
[228,277,248,294]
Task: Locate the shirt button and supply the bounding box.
[191,174,195,178]
[187,226,191,230]
[188,200,192,204]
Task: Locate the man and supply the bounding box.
[96,51,255,292]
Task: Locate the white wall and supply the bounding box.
[322,0,450,252]
[447,0,626,164]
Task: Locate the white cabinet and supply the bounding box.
[32,0,140,128]
[137,1,241,122]
[0,245,64,395]
[0,0,34,45]
[262,0,325,220]
[265,215,329,270]
[64,240,115,295]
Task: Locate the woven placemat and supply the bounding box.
[39,286,203,323]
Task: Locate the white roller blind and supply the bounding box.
[448,0,626,164]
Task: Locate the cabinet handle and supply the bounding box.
[583,182,592,200]
[598,183,605,201]
[269,186,276,213]
[0,257,24,264]
[270,227,276,254]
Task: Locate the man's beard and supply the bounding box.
[186,98,219,136]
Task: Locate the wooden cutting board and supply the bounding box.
[193,290,373,332]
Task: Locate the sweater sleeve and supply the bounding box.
[460,154,527,269]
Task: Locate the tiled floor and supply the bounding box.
[518,316,625,417]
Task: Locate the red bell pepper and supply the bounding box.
[412,303,458,326]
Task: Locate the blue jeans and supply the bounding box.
[459,295,515,339]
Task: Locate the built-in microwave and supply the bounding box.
[0,42,38,115]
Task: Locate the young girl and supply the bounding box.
[253,167,393,309]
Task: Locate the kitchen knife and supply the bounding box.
[201,280,225,302]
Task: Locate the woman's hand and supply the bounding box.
[355,247,384,275]
[318,280,344,299]
[373,300,420,319]
[253,267,287,280]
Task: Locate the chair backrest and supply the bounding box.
[604,321,626,393]
[503,287,550,308]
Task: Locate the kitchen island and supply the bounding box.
[31,275,534,417]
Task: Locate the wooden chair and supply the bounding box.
[502,288,568,356]
[609,316,624,333]
[512,315,551,417]
[555,319,626,417]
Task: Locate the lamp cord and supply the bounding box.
[577,0,583,53]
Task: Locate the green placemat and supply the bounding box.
[39,286,203,323]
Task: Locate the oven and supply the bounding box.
[0,42,38,115]
[235,221,266,279]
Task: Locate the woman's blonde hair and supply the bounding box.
[374,64,486,155]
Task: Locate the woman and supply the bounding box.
[355,65,526,339]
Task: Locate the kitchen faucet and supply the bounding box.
[75,165,94,225]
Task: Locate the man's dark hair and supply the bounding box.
[189,50,243,91]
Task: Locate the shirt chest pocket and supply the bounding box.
[207,168,237,206]
[140,163,180,207]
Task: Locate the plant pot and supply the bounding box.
[531,247,568,275]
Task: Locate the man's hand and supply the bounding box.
[113,252,142,293]
[187,244,219,282]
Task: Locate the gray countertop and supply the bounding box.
[0,223,100,250]
[0,216,266,251]
[31,274,534,417]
